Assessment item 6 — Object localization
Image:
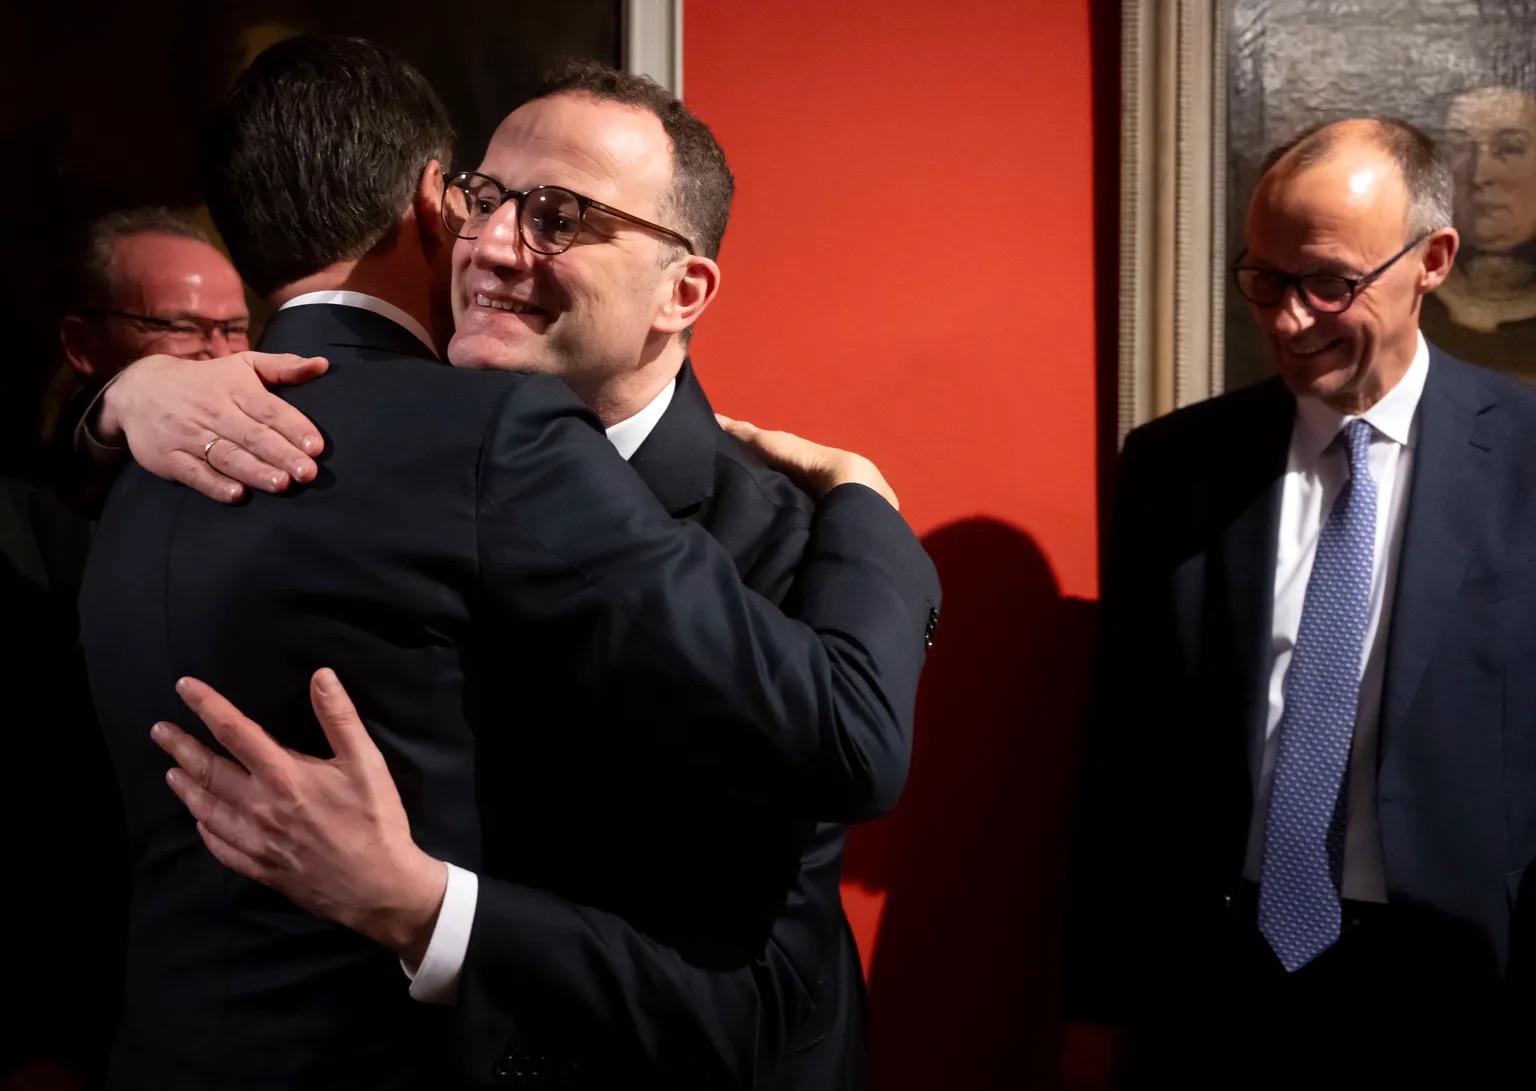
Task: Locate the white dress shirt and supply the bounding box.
[1241,333,1430,903]
[404,375,677,1004]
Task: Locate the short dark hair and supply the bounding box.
[71,207,210,312]
[1260,117,1453,236]
[202,35,453,297]
[534,60,734,261]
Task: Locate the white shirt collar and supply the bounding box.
[605,379,676,461]
[1294,331,1430,456]
[278,290,437,359]
[279,289,672,461]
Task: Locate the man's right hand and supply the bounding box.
[715,414,900,510]
[94,351,329,503]
[1060,1022,1133,1091]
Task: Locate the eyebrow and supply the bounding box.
[1445,126,1533,140]
[1236,252,1359,277]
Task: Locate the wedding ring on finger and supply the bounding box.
[202,437,223,462]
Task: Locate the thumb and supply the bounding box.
[714,413,755,440]
[249,353,329,387]
[730,422,831,477]
[309,668,374,763]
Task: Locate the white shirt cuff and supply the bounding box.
[402,861,478,1005]
[74,373,129,464]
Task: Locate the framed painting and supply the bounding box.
[1120,0,1536,438]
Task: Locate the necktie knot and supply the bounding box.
[1342,418,1374,479]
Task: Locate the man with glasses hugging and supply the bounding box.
[80,35,924,1091]
[1062,117,1536,1089]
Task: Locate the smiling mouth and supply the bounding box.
[1287,339,1341,358]
[474,293,545,316]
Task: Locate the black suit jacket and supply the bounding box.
[1065,346,1536,1024]
[451,360,868,1090]
[79,305,939,1090]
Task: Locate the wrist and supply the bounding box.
[362,849,448,966]
[96,371,131,445]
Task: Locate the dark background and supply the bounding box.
[0,0,621,472]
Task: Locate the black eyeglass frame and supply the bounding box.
[1231,231,1433,314]
[442,170,697,256]
[79,308,251,340]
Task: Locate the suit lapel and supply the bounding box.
[1209,379,1293,756]
[627,360,718,516]
[1381,351,1495,743]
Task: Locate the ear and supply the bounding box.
[59,314,99,379]
[413,159,451,249]
[1418,226,1459,293]
[654,253,722,338]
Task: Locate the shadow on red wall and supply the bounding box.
[845,517,1098,1091]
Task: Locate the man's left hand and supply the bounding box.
[152,670,446,965]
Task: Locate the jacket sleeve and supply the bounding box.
[449,876,815,1089]
[472,374,941,824]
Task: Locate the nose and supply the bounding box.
[472,199,535,273]
[206,328,231,357]
[1268,285,1315,338]
[1470,143,1499,187]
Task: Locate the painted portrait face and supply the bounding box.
[1445,86,1536,253]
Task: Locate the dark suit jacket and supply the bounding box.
[1064,346,1536,1025]
[79,305,939,1090]
[450,360,868,1090]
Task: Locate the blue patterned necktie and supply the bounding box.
[1258,417,1378,973]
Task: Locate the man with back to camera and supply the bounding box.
[1063,118,1536,1089]
[77,35,937,1091]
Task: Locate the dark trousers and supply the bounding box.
[1134,884,1506,1089]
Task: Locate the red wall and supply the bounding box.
[687,2,1109,1087]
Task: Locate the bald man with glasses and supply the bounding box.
[1063,118,1536,1090]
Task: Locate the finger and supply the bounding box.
[151,721,251,799]
[219,396,322,479]
[715,413,756,440]
[176,677,290,781]
[162,450,245,503]
[309,669,377,765]
[247,353,328,389]
[195,820,269,886]
[734,424,827,473]
[165,766,264,859]
[206,438,291,494]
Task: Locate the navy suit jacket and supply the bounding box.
[1065,345,1536,1023]
[453,359,869,1089]
[79,305,939,1090]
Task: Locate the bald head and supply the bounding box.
[1259,118,1453,237]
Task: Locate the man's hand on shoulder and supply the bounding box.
[92,351,329,503]
[716,414,900,510]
